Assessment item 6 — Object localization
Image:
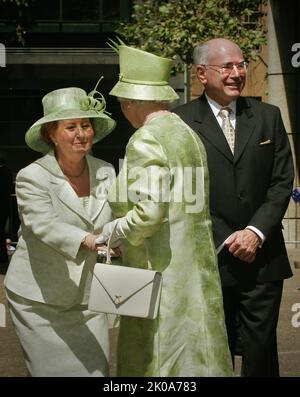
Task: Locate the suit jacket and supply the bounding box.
[5,151,115,305]
[174,95,294,286]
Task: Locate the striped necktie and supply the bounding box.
[219,107,235,154]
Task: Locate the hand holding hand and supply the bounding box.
[225,229,261,263]
[97,245,122,258]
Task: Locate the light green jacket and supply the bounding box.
[5,151,115,306]
[109,113,233,377]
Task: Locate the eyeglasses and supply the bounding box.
[203,61,248,75]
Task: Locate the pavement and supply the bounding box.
[0,249,299,377]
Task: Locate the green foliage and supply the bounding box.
[117,0,267,74]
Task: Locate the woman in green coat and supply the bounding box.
[97,44,233,377]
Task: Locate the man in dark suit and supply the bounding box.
[174,38,294,377]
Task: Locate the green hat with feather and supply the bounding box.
[25,78,116,153]
[108,38,179,102]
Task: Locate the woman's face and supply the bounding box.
[50,118,94,158]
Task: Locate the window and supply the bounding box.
[103,0,121,20]
[0,0,129,23]
[62,0,100,21]
[31,0,60,20]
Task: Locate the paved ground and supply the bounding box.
[0,249,299,377]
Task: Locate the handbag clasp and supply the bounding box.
[114,295,122,305]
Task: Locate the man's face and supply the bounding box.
[197,43,246,106]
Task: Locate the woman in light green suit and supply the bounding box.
[96,43,233,376]
[4,86,116,377]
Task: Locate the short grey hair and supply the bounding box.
[193,39,243,65]
[193,43,210,65]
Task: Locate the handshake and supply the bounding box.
[81,218,125,253]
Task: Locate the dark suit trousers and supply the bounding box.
[222,280,283,377]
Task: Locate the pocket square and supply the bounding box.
[259,139,272,145]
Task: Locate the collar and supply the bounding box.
[144,110,171,125]
[205,93,236,118]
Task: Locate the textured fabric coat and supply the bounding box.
[5,151,115,306]
[109,113,233,377]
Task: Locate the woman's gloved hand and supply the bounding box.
[95,218,125,247]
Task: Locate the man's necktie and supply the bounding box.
[219,107,235,154]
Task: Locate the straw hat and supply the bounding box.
[109,40,179,102]
[25,84,116,153]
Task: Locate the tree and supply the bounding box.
[117,0,267,73]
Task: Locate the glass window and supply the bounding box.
[31,0,60,20]
[0,0,129,23]
[103,0,121,20]
[0,2,18,20]
[62,0,99,20]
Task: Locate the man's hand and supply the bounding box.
[225,229,261,263]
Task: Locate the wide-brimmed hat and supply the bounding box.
[109,40,179,102]
[25,84,116,153]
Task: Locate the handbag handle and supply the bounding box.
[105,221,118,265]
[104,220,153,270]
[103,221,153,271]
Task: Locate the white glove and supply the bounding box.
[95,218,125,247]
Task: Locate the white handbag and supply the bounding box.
[88,229,162,319]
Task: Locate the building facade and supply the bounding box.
[0,0,299,245]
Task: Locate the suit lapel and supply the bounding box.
[88,156,111,223]
[36,152,93,225]
[234,97,256,164]
[53,179,93,224]
[193,95,256,164]
[193,95,233,162]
